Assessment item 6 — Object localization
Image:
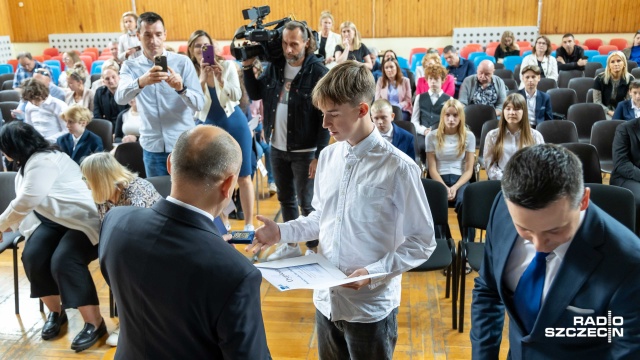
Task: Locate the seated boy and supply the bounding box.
[249,61,436,360]
[371,99,416,160]
[57,105,104,164]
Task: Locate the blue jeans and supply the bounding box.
[270,147,317,248]
[143,149,170,177]
[316,308,398,360]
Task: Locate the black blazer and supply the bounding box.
[56,130,104,164]
[93,86,129,130]
[612,117,640,184]
[99,199,271,360]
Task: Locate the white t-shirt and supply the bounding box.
[425,130,475,175]
[271,63,301,151]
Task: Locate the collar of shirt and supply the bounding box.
[166,196,214,222]
[632,102,640,112]
[525,90,537,99]
[381,126,393,140]
[429,89,443,98]
[342,127,381,160]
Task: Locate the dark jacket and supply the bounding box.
[612,99,638,121]
[243,54,330,158]
[612,117,640,183]
[556,45,586,71]
[517,89,553,125]
[391,122,415,160]
[93,86,129,131]
[56,130,104,164]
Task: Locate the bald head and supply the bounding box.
[477,60,495,85]
[170,126,242,189]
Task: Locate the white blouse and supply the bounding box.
[483,128,545,180]
[25,96,69,143]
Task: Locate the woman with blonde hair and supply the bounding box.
[58,52,89,88]
[117,11,141,62]
[335,21,373,69]
[80,152,161,346]
[416,53,455,96]
[484,93,544,180]
[64,63,94,111]
[593,51,636,119]
[494,31,520,64]
[316,11,342,68]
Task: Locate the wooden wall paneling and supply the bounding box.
[541,0,640,35]
[0,0,13,37]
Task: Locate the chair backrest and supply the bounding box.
[537,78,558,92]
[7,59,18,72]
[464,104,498,148]
[396,56,410,69]
[584,62,603,78]
[536,120,579,144]
[587,183,636,233]
[627,61,638,71]
[609,38,628,51]
[393,120,420,162]
[43,47,59,57]
[566,103,606,143]
[516,40,531,48]
[597,45,618,55]
[391,105,402,122]
[590,120,625,167]
[460,180,502,233]
[557,70,583,88]
[560,143,602,184]
[583,38,604,51]
[586,88,594,103]
[90,60,105,75]
[114,142,146,178]
[478,119,499,160]
[0,73,14,85]
[590,55,609,68]
[568,77,595,103]
[0,172,17,212]
[421,179,449,227]
[0,64,13,75]
[547,88,578,118]
[2,80,13,91]
[631,67,640,79]
[494,69,514,80]
[521,49,532,57]
[473,55,495,68]
[513,63,521,85]
[90,74,102,84]
[503,78,517,91]
[146,175,171,198]
[467,52,485,63]
[0,101,19,124]
[86,118,113,151]
[493,61,504,69]
[0,90,20,102]
[502,56,522,72]
[410,53,426,73]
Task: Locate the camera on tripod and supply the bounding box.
[231,6,290,62]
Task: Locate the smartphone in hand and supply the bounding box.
[202,44,216,65]
[228,231,255,244]
[154,55,168,72]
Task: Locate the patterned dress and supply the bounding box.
[97,177,162,221]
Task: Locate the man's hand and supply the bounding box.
[309,159,318,179]
[166,66,184,91]
[125,47,137,58]
[246,215,281,254]
[138,65,168,88]
[577,58,588,67]
[557,57,566,64]
[341,268,370,290]
[242,57,257,68]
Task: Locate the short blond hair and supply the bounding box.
[60,105,93,124]
[312,61,375,109]
[371,99,393,114]
[80,152,137,204]
[422,53,442,69]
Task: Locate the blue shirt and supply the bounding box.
[48,83,66,102]
[447,57,476,98]
[630,46,640,63]
[115,51,204,153]
[12,61,51,89]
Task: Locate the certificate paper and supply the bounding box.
[255,254,384,291]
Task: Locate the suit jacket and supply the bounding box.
[612,100,638,121]
[518,89,553,125]
[471,193,640,360]
[612,117,640,184]
[391,122,415,160]
[93,86,129,129]
[99,199,271,360]
[375,77,413,113]
[56,130,103,164]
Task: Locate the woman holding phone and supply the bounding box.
[187,30,255,231]
[117,12,141,62]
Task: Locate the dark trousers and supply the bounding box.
[22,213,99,309]
[271,147,318,248]
[316,308,398,360]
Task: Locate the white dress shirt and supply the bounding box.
[24,96,69,143]
[632,102,640,119]
[166,196,214,222]
[380,126,393,142]
[483,128,545,180]
[278,128,436,323]
[411,89,445,136]
[524,90,537,126]
[504,210,586,302]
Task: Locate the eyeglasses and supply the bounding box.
[34,69,50,77]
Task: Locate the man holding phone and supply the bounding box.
[115,12,204,177]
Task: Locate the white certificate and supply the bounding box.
[255,254,385,291]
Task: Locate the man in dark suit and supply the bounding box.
[99,126,271,359]
[611,116,640,233]
[518,65,553,126]
[471,144,640,359]
[371,99,415,160]
[612,80,640,120]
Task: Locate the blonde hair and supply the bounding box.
[68,62,88,83]
[101,65,120,78]
[121,12,138,33]
[500,31,517,52]
[422,53,442,69]
[80,153,137,204]
[489,94,536,169]
[312,61,375,109]
[339,21,362,50]
[63,51,82,71]
[371,99,393,114]
[60,105,93,124]
[602,51,632,84]
[319,11,334,28]
[435,99,467,157]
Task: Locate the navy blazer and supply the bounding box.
[56,130,103,164]
[471,193,640,360]
[612,100,637,121]
[391,122,416,160]
[99,200,271,360]
[518,89,553,125]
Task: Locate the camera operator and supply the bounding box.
[242,20,329,260]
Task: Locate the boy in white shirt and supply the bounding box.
[249,61,436,359]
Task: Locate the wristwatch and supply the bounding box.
[176,85,187,95]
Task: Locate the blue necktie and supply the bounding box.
[513,251,550,334]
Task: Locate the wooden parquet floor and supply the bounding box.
[0,173,512,360]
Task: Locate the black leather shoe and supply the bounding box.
[71,320,107,352]
[41,311,68,340]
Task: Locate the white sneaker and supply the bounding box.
[305,249,315,256]
[268,183,277,195]
[267,244,302,261]
[106,328,119,347]
[244,224,255,231]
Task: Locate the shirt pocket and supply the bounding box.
[352,184,386,222]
